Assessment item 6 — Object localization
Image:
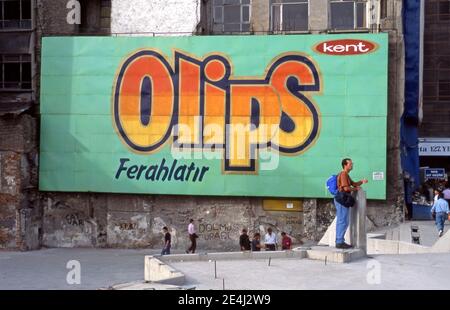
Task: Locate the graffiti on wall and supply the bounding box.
[198,222,234,241]
[65,213,84,226]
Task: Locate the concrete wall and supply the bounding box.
[0,0,112,250]
[0,151,21,249]
[36,0,111,34]
[38,193,402,249]
[41,193,305,251]
[36,0,78,34]
[309,0,329,32]
[251,0,270,33]
[0,115,39,250]
[111,0,201,35]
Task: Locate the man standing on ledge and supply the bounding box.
[335,158,368,249]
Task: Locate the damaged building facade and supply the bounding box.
[1,0,407,251]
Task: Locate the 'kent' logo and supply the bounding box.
[113,50,321,173]
[314,39,377,55]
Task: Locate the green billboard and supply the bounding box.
[39,34,388,199]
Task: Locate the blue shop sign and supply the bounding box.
[424,168,446,180]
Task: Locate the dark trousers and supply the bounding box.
[188,234,197,253]
[161,245,171,255]
[405,203,413,220]
[265,244,276,251]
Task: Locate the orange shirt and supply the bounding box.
[338,171,362,193]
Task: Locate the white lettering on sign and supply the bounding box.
[323,42,370,53]
[314,39,377,55]
[424,169,446,180]
[372,172,384,181]
[419,142,450,156]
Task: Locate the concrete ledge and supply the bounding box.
[367,233,386,240]
[207,251,252,260]
[159,250,307,262]
[399,242,430,254]
[367,239,399,255]
[367,238,432,255]
[144,256,185,285]
[159,253,202,262]
[251,250,291,259]
[306,246,366,263]
[348,249,367,261]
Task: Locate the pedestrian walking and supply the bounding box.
[186,219,198,253]
[161,226,171,255]
[431,189,449,237]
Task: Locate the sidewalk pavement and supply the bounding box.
[1,248,449,290]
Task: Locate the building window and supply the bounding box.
[439,68,450,100]
[439,0,450,21]
[380,0,387,19]
[0,54,31,89]
[271,0,308,32]
[0,0,32,29]
[212,0,251,33]
[330,0,367,30]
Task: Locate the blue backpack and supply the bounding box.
[326,174,339,196]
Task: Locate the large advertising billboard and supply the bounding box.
[39,34,388,199]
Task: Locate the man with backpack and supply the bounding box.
[331,158,368,249]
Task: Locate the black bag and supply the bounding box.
[335,191,355,208]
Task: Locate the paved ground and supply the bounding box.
[172,254,450,290]
[1,248,449,290]
[0,248,155,290]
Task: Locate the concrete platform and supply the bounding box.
[143,247,363,288]
[170,253,450,290]
[306,246,366,263]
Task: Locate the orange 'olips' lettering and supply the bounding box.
[113,50,321,173]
